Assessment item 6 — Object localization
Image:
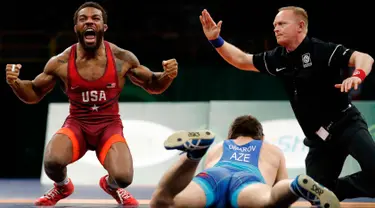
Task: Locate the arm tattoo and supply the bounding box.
[116,60,123,73]
[57,59,67,64]
[128,68,137,77]
[13,80,21,89]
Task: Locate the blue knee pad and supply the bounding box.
[229,171,265,208]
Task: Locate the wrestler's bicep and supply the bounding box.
[32,58,59,96]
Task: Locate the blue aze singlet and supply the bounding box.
[193,139,267,208]
[214,139,266,183]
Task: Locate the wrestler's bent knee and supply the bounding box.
[43,143,72,171]
[150,195,173,208]
[44,154,68,170]
[150,200,172,208]
[110,170,133,188]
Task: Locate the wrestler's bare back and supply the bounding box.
[32,42,138,93]
[205,138,288,186]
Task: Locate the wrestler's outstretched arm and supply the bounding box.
[5,56,61,104]
[113,46,177,94]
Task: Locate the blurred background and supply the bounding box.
[0,0,374,186]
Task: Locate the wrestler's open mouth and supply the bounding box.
[84,29,96,43]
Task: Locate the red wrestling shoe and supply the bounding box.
[99,175,139,207]
[34,178,74,206]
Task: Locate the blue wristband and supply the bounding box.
[209,36,225,48]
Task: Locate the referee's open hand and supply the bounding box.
[335,76,362,93]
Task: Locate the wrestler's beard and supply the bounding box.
[76,30,104,53]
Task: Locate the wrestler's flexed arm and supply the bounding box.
[5,56,61,104]
[112,45,178,94]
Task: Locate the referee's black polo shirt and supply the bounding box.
[253,36,355,142]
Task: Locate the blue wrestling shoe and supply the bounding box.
[164,130,215,160]
[290,174,340,208]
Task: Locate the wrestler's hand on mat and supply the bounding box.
[5,64,22,85]
[162,59,178,79]
[334,76,362,92]
[199,9,222,40]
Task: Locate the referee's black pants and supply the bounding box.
[305,108,375,201]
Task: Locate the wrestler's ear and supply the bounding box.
[104,24,108,32]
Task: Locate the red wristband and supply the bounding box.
[352,69,366,81]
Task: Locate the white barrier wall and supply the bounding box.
[41,101,365,186]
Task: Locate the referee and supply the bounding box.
[200,6,375,201]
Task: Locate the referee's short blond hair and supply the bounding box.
[278,6,308,31]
